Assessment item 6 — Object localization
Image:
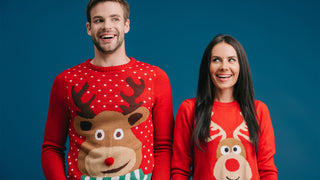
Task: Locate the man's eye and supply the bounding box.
[94,19,103,23]
[112,18,120,22]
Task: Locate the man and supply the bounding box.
[41,0,174,179]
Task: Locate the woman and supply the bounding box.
[171,34,278,180]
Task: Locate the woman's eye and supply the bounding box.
[114,129,124,140]
[232,145,242,154]
[229,58,236,62]
[212,58,220,62]
[221,146,230,155]
[95,129,105,141]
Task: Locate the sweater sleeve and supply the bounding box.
[41,73,69,180]
[151,68,174,180]
[256,101,278,180]
[171,99,195,180]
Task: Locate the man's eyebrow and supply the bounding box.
[92,15,103,19]
[110,14,121,17]
[92,14,121,19]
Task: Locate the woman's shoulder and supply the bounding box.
[254,100,269,110]
[177,98,196,113]
[181,98,196,107]
[254,100,271,119]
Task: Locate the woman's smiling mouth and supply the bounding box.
[217,74,232,78]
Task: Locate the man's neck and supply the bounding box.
[91,48,130,67]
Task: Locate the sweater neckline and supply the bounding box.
[213,100,239,107]
[85,57,137,72]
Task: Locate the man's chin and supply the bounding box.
[94,41,123,54]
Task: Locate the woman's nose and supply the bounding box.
[219,62,229,71]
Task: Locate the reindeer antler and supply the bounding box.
[233,112,251,142]
[120,77,145,115]
[71,82,96,119]
[207,112,227,142]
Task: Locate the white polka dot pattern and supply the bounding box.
[63,59,159,179]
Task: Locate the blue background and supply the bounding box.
[1,0,319,179]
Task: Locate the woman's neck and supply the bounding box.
[214,89,235,103]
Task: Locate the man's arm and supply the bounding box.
[151,67,174,180]
[41,74,69,180]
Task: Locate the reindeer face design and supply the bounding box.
[207,112,252,180]
[71,78,149,177]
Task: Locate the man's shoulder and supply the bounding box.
[131,57,158,68]
[59,60,89,74]
[130,57,168,75]
[51,60,89,83]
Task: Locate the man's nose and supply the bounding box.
[103,20,112,29]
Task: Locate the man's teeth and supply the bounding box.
[101,35,114,39]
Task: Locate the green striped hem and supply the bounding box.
[80,169,152,180]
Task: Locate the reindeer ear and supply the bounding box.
[74,116,93,135]
[128,113,143,126]
[80,121,92,131]
[127,106,149,127]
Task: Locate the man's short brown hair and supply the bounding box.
[86,0,130,23]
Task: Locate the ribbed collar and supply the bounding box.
[213,100,240,109]
[85,57,137,72]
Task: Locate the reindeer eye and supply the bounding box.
[221,146,230,155]
[232,145,242,154]
[95,129,105,141]
[114,129,124,140]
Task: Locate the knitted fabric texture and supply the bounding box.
[42,58,174,180]
[171,99,278,180]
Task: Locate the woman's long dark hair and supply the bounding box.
[193,34,260,152]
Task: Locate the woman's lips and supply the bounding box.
[216,74,232,81]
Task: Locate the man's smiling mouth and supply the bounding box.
[100,34,115,39]
[101,161,130,174]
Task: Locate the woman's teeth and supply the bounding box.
[217,75,232,78]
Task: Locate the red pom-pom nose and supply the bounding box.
[225,158,240,172]
[105,157,114,166]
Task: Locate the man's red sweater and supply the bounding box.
[42,58,174,180]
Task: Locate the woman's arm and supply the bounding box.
[171,99,195,180]
[256,101,278,180]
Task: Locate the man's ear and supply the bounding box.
[86,22,92,36]
[124,19,130,34]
